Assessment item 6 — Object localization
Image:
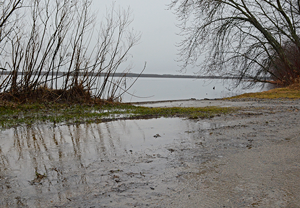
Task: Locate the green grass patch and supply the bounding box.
[0,101,234,129]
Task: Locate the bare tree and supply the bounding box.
[170,0,300,86]
[0,0,22,61]
[0,0,141,102]
[0,0,22,42]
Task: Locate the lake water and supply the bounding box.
[121,78,270,102]
[0,74,270,102]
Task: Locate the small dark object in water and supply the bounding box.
[213,86,215,90]
[153,134,161,138]
[167,148,175,153]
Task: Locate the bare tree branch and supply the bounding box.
[0,0,142,102]
[170,0,300,86]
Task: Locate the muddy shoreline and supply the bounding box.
[0,99,300,207]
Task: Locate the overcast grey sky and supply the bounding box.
[95,0,191,75]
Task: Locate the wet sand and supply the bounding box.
[156,99,300,208]
[0,99,300,207]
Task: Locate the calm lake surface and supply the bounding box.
[122,78,270,102]
[0,74,270,102]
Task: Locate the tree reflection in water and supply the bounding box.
[0,118,218,207]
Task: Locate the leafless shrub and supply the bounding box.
[0,0,22,54]
[0,0,141,102]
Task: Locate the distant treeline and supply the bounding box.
[0,71,270,80]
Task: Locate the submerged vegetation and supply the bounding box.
[0,101,234,129]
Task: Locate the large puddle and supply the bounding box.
[0,118,223,207]
[1,109,299,207]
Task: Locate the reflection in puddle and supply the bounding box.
[0,118,221,207]
[199,121,223,130]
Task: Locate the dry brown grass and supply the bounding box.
[0,85,98,104]
[227,81,300,99]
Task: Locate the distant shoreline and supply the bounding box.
[0,71,269,80]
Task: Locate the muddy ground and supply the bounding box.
[0,99,300,207]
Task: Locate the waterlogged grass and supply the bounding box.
[0,102,127,129]
[130,106,233,119]
[2,82,299,129]
[0,102,234,129]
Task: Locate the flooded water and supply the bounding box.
[0,118,221,207]
[122,78,270,102]
[1,101,300,207]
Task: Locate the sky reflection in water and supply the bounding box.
[0,118,221,207]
